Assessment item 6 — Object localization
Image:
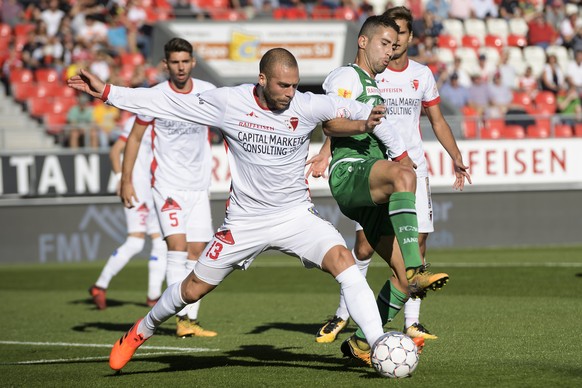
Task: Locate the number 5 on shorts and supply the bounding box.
[169,212,179,227]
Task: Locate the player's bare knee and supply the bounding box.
[395,165,416,193]
[181,273,215,303]
[322,246,356,276]
[354,242,374,261]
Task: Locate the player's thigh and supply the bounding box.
[369,159,410,203]
[415,176,434,234]
[124,204,148,234]
[329,159,378,209]
[153,186,190,238]
[185,190,213,244]
[271,205,347,269]
[194,219,270,286]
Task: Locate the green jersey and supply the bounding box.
[322,64,388,166]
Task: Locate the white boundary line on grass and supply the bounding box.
[250,261,582,268]
[0,341,218,365]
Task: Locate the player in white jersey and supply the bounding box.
[68,47,414,372]
[119,38,217,338]
[89,116,167,310]
[373,6,471,340]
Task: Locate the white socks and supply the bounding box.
[95,236,144,289]
[335,265,383,347]
[139,281,187,338]
[166,251,188,285]
[404,297,421,329]
[335,250,371,320]
[147,237,167,300]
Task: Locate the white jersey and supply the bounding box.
[376,60,441,178]
[119,116,152,197]
[105,83,375,218]
[136,79,216,191]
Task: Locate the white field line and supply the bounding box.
[0,341,219,365]
[250,261,582,268]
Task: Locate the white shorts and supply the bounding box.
[125,199,161,235]
[153,186,213,242]
[355,175,434,234]
[194,204,347,285]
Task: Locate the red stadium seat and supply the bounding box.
[13,23,35,37]
[437,34,458,51]
[461,106,479,138]
[191,0,230,10]
[35,82,65,98]
[575,123,582,137]
[11,81,37,104]
[507,34,527,47]
[512,92,533,110]
[9,68,33,84]
[526,124,550,138]
[484,34,504,52]
[210,9,247,21]
[461,35,481,52]
[501,124,525,139]
[120,52,145,67]
[35,68,61,83]
[311,5,333,19]
[43,111,68,135]
[534,91,557,113]
[27,96,54,118]
[285,7,308,19]
[334,7,358,21]
[52,96,77,114]
[480,126,502,139]
[554,124,573,138]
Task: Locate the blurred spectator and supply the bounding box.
[410,35,440,67]
[21,29,44,70]
[541,54,565,93]
[107,12,130,56]
[565,49,582,95]
[67,94,98,148]
[471,0,498,19]
[439,73,470,111]
[475,53,497,83]
[447,56,472,88]
[125,0,152,58]
[487,71,513,118]
[40,0,66,38]
[0,47,24,96]
[559,9,580,49]
[498,50,518,90]
[499,0,521,19]
[78,13,109,48]
[406,0,424,20]
[449,0,472,20]
[425,0,450,21]
[467,74,490,116]
[412,10,443,40]
[41,34,65,69]
[93,102,121,148]
[556,79,582,126]
[544,0,567,32]
[518,65,540,100]
[527,12,559,49]
[69,0,106,35]
[1,0,25,27]
[89,49,113,83]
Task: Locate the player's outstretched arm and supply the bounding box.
[425,104,472,190]
[305,137,331,178]
[67,69,106,99]
[322,104,386,137]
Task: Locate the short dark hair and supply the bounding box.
[359,15,400,39]
[383,6,413,34]
[259,48,298,77]
[164,38,193,60]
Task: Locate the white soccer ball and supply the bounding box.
[371,331,419,378]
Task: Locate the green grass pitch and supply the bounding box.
[1,246,581,387]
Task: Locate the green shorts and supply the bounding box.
[329,159,394,248]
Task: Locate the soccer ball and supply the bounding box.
[371,331,419,378]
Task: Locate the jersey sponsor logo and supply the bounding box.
[215,229,235,245]
[246,111,260,118]
[238,121,275,131]
[161,197,182,212]
[337,88,352,99]
[136,203,149,212]
[379,87,403,93]
[286,117,299,131]
[366,86,381,96]
[411,79,419,91]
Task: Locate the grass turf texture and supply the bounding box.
[1,246,581,387]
